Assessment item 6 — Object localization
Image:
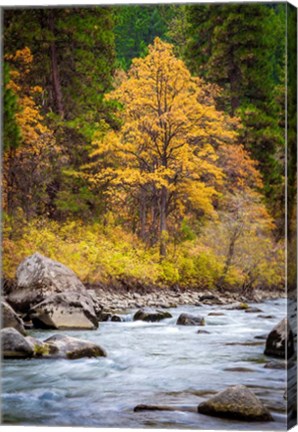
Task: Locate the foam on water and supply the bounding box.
[2,298,287,430]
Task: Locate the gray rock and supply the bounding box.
[133,308,172,322]
[111,315,122,322]
[44,334,106,359]
[8,253,93,313]
[25,336,58,357]
[2,301,26,335]
[1,327,33,358]
[27,292,98,330]
[264,318,294,358]
[264,361,286,369]
[198,385,273,421]
[177,313,205,326]
[99,312,112,322]
[198,293,225,305]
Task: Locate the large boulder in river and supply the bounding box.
[27,292,98,330]
[133,308,172,322]
[1,301,26,335]
[1,327,33,359]
[177,313,205,326]
[8,253,94,312]
[44,334,107,359]
[7,253,100,329]
[198,385,272,421]
[264,318,294,359]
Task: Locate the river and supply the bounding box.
[2,298,287,429]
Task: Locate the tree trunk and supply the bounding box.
[159,185,168,257]
[49,11,64,118]
[6,149,16,216]
[229,56,240,116]
[140,194,146,241]
[217,230,238,289]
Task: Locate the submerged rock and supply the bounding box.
[254,334,267,340]
[2,301,26,335]
[208,312,225,316]
[264,318,294,359]
[27,292,98,330]
[223,367,256,373]
[264,361,286,369]
[225,302,249,311]
[225,341,264,347]
[134,404,177,412]
[245,307,263,313]
[1,327,33,359]
[133,308,172,322]
[44,334,107,359]
[177,313,205,326]
[198,385,273,421]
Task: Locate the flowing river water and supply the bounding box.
[2,298,287,429]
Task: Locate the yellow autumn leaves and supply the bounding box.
[86,38,239,222]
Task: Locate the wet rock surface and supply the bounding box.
[1,327,33,359]
[44,334,107,359]
[198,385,273,421]
[2,301,26,335]
[264,318,294,358]
[27,292,98,330]
[2,298,286,429]
[177,313,205,326]
[133,308,172,322]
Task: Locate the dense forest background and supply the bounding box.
[3,4,296,296]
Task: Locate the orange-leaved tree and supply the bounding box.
[85,38,239,257]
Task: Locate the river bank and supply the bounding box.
[86,283,285,313]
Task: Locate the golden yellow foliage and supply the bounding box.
[85,38,240,255]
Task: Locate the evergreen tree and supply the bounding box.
[114,5,176,69]
[4,7,116,130]
[3,63,21,152]
[184,3,285,231]
[4,7,116,220]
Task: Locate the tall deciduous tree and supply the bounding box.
[84,38,239,257]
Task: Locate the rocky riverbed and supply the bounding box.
[85,284,284,313]
[2,298,291,429]
[2,253,295,429]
